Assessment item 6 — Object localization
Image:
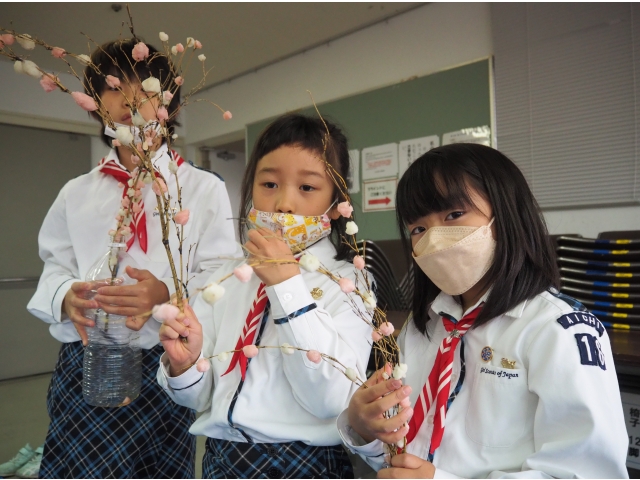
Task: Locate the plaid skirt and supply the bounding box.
[202,437,354,479]
[40,341,196,479]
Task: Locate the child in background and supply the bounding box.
[158,114,372,478]
[27,38,239,478]
[341,143,628,478]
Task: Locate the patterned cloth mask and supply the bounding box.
[248,203,334,252]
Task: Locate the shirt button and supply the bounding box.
[267,446,278,457]
[282,293,293,302]
[267,467,283,478]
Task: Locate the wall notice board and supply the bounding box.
[246,58,493,241]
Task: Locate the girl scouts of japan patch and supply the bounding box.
[481,346,493,362]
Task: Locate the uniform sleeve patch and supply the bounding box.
[574,333,606,370]
[557,312,605,337]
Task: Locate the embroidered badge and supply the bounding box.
[501,358,516,369]
[310,288,323,300]
[480,346,493,362]
[574,333,606,370]
[557,312,605,337]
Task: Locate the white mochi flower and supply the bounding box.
[198,54,206,62]
[202,282,225,305]
[345,367,359,382]
[141,76,161,93]
[131,111,146,127]
[392,363,408,380]
[22,60,41,78]
[280,343,295,355]
[361,291,376,312]
[13,61,24,74]
[186,37,195,48]
[168,160,178,174]
[217,351,229,362]
[16,34,36,50]
[299,253,320,272]
[345,221,359,235]
[171,45,178,56]
[115,126,134,145]
[159,32,169,42]
[76,54,91,66]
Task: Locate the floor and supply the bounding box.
[0,373,374,479]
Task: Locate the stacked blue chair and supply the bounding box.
[557,235,640,329]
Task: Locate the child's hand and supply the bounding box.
[94,266,170,331]
[62,282,99,346]
[377,453,435,479]
[159,303,203,376]
[244,227,300,286]
[347,364,413,444]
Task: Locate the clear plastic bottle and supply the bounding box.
[82,242,142,408]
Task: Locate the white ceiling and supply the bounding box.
[1,2,421,91]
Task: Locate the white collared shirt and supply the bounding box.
[27,144,240,349]
[157,238,374,446]
[338,290,629,478]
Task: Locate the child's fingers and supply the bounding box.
[247,229,270,248]
[159,322,187,341]
[359,378,405,404]
[93,293,139,307]
[126,314,151,331]
[72,322,89,346]
[376,424,410,447]
[100,304,138,317]
[390,453,425,470]
[367,364,393,386]
[70,281,92,293]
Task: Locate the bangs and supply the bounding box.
[396,149,484,225]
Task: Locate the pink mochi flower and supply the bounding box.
[233,264,254,283]
[194,40,203,49]
[106,75,120,89]
[353,255,365,270]
[132,202,142,214]
[339,277,355,293]
[152,303,180,322]
[1,34,15,46]
[372,330,382,342]
[223,111,232,120]
[132,42,150,61]
[157,106,169,121]
[242,345,259,358]
[337,202,353,218]
[174,209,190,225]
[71,91,98,111]
[174,76,184,86]
[131,155,140,165]
[121,197,130,208]
[162,91,174,104]
[40,74,58,93]
[306,350,322,364]
[379,322,395,337]
[51,47,66,58]
[196,358,210,372]
[152,178,168,196]
[175,43,184,53]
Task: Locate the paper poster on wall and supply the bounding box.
[442,126,491,146]
[363,178,397,212]
[623,391,640,469]
[348,149,360,194]
[398,135,439,178]
[362,143,398,181]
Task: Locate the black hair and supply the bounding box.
[396,143,559,335]
[82,38,181,147]
[239,113,353,261]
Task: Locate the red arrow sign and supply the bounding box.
[369,197,391,205]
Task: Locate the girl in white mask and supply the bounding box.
[341,143,628,478]
[158,113,373,478]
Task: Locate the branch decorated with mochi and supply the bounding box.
[1,10,232,314]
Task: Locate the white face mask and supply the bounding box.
[412,218,496,296]
[247,201,335,252]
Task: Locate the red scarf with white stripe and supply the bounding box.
[222,283,269,380]
[98,150,185,253]
[406,304,482,455]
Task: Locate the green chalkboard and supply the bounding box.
[246,58,492,241]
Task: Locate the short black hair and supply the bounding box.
[396,143,559,334]
[83,38,181,147]
[240,113,353,261]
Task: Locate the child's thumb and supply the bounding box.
[125,266,149,280]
